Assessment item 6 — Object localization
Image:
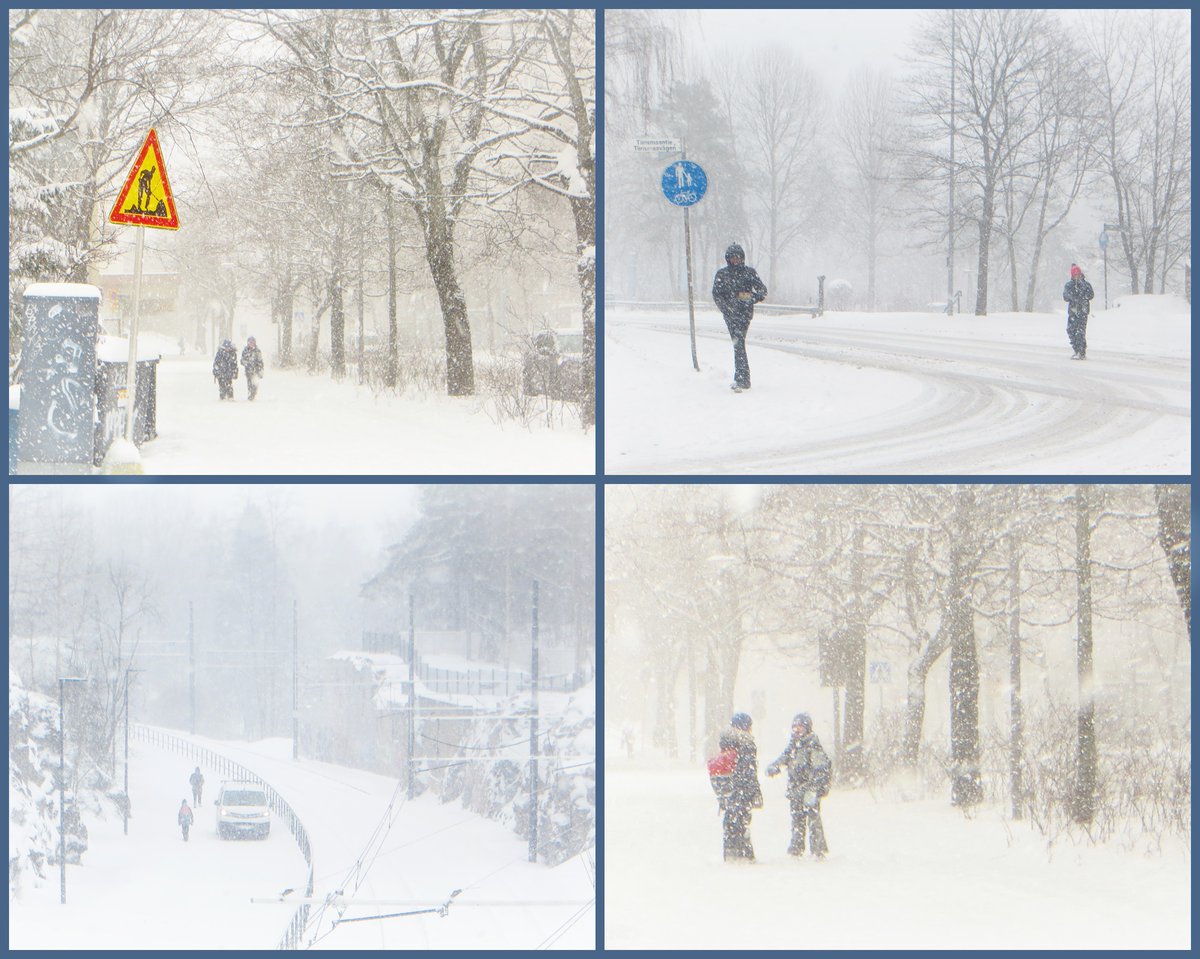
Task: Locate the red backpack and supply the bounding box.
[707,747,737,797]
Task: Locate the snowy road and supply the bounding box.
[604,301,1190,475]
[604,763,1190,950]
[9,735,594,950]
[118,347,592,474]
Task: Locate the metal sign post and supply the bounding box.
[123,228,145,443]
[1099,229,1110,309]
[107,128,180,459]
[660,159,708,371]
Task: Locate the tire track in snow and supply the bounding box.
[621,318,1186,474]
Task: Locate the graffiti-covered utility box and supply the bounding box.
[15,284,101,473]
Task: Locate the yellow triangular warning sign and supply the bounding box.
[108,128,179,230]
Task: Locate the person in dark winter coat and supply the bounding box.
[711,243,767,391]
[767,712,831,858]
[717,712,764,862]
[1062,264,1095,360]
[241,336,265,400]
[178,799,195,842]
[212,339,239,400]
[189,766,204,805]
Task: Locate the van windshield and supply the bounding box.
[223,790,266,806]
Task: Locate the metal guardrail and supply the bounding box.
[132,725,314,949]
[604,298,823,316]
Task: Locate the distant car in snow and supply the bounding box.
[215,780,270,839]
[522,329,585,400]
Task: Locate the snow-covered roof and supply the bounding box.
[22,283,101,300]
[96,336,163,363]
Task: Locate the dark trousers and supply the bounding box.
[788,802,827,856]
[192,785,202,805]
[723,314,751,388]
[181,822,191,842]
[246,373,260,400]
[1067,310,1088,356]
[722,802,755,861]
[217,377,235,399]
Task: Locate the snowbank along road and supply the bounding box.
[604,300,1189,475]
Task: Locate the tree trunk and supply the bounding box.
[841,526,868,783]
[280,287,294,368]
[900,627,948,766]
[386,189,398,390]
[1153,484,1191,641]
[1008,536,1024,820]
[974,177,994,315]
[421,210,474,396]
[571,193,596,427]
[1023,179,1054,312]
[948,558,982,807]
[330,275,345,379]
[1071,485,1097,824]
[1007,232,1019,312]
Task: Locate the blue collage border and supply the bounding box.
[4,4,1196,956]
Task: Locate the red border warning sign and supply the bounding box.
[108,128,180,230]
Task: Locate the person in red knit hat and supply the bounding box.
[1063,263,1095,359]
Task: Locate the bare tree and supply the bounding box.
[1086,11,1190,295]
[8,9,232,345]
[838,68,901,310]
[739,47,824,286]
[909,9,1058,314]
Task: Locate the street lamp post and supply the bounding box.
[123,668,145,836]
[57,677,86,905]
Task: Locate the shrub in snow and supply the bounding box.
[425,686,594,865]
[827,278,854,311]
[8,677,90,893]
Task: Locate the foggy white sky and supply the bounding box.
[9,484,421,555]
[690,9,919,84]
[680,8,1188,93]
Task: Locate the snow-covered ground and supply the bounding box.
[604,761,1190,950]
[9,733,594,950]
[17,333,593,475]
[604,297,1190,475]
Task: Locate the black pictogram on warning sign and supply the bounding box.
[108,128,180,230]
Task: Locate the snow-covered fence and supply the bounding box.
[132,725,314,949]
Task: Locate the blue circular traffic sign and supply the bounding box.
[661,160,707,207]
[1098,231,1109,250]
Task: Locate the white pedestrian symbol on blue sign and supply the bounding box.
[661,161,707,207]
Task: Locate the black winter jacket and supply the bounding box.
[712,264,767,324]
[1062,277,1094,316]
[213,345,238,381]
[769,732,832,802]
[718,726,764,811]
[241,344,264,377]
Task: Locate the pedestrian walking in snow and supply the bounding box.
[711,243,767,392]
[178,799,194,842]
[213,339,239,400]
[716,712,763,862]
[189,766,204,806]
[1062,264,1095,360]
[241,336,264,401]
[766,712,831,858]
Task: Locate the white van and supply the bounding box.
[214,781,271,840]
